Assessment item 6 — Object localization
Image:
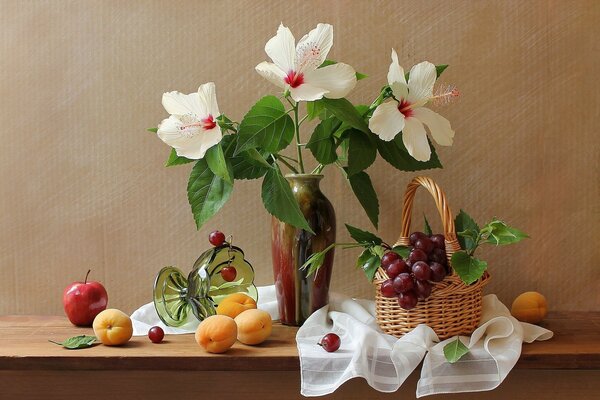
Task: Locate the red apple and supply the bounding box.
[63,270,108,326]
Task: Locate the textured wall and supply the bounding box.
[0,0,598,315]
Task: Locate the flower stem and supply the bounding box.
[273,154,299,174]
[289,98,305,173]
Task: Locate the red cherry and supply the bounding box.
[220,266,237,282]
[319,333,341,352]
[208,231,226,247]
[148,326,164,343]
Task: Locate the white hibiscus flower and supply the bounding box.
[255,23,357,102]
[369,49,456,162]
[157,82,222,160]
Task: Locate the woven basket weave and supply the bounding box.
[374,176,489,339]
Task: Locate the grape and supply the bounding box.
[209,230,226,246]
[430,234,445,250]
[415,280,433,299]
[319,333,341,352]
[412,261,432,281]
[148,326,164,343]
[409,231,428,245]
[414,237,434,254]
[409,249,428,263]
[386,259,409,279]
[380,279,396,298]
[398,291,419,310]
[430,262,447,282]
[393,273,415,294]
[381,251,400,268]
[429,248,447,265]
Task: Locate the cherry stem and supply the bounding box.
[84,269,91,284]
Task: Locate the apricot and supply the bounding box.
[92,309,133,346]
[235,309,272,345]
[195,315,237,353]
[217,293,257,319]
[511,291,548,324]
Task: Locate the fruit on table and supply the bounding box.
[235,309,272,345]
[208,230,226,247]
[217,293,257,318]
[92,309,133,346]
[195,315,238,353]
[318,333,340,352]
[63,270,108,326]
[511,291,548,324]
[148,326,164,343]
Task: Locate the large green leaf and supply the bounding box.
[261,169,313,233]
[451,251,488,285]
[443,337,469,363]
[347,129,376,176]
[348,170,379,228]
[306,118,337,165]
[376,135,442,171]
[165,148,194,167]
[345,224,382,245]
[187,159,233,230]
[235,95,294,154]
[454,209,480,252]
[357,248,381,282]
[221,135,272,180]
[205,143,233,184]
[315,98,370,133]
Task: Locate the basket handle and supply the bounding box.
[394,176,461,255]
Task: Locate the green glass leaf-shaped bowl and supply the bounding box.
[153,245,258,327]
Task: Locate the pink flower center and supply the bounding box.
[398,99,414,118]
[201,115,217,130]
[178,114,216,138]
[284,70,304,88]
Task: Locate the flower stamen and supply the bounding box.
[178,114,216,138]
[431,84,460,106]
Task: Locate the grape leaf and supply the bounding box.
[424,214,433,236]
[49,335,97,350]
[345,224,382,246]
[187,159,233,230]
[165,148,194,167]
[348,170,379,228]
[392,245,410,259]
[451,251,488,285]
[443,337,469,363]
[481,219,529,245]
[454,209,480,252]
[357,248,381,282]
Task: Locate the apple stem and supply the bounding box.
[84,269,91,284]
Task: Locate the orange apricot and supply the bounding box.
[235,309,272,345]
[195,315,237,353]
[511,291,548,324]
[217,293,257,319]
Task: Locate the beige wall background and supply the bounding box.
[0,0,598,315]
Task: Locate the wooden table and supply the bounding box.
[1,313,599,399]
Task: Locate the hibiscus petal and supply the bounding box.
[413,107,454,146]
[255,61,287,89]
[295,23,333,72]
[265,24,295,72]
[402,117,431,161]
[197,82,220,119]
[368,102,405,141]
[387,48,406,85]
[157,117,222,160]
[391,81,408,102]
[303,63,356,99]
[162,91,202,116]
[289,83,328,102]
[407,61,436,106]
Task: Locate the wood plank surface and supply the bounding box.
[0,312,598,371]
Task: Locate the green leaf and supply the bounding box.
[345,224,382,245]
[147,127,158,133]
[370,245,385,258]
[451,251,488,285]
[165,148,194,167]
[245,148,273,168]
[436,64,449,78]
[316,98,370,133]
[235,95,294,154]
[356,72,368,80]
[205,143,233,184]
[481,219,529,246]
[443,337,469,363]
[357,248,381,282]
[306,101,325,121]
[347,130,377,176]
[424,214,433,236]
[261,168,313,233]
[306,118,338,165]
[300,244,335,277]
[49,335,97,350]
[454,209,480,252]
[187,159,233,230]
[216,114,236,132]
[222,135,272,180]
[376,135,442,171]
[392,245,410,259]
[348,170,379,228]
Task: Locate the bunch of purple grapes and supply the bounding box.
[380,232,449,310]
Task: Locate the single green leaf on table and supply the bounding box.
[205,143,233,184]
[392,245,410,259]
[451,251,488,285]
[376,135,442,172]
[357,248,381,282]
[261,168,313,233]
[165,148,194,167]
[347,129,377,176]
[147,127,158,133]
[187,159,233,230]
[454,209,481,252]
[306,118,338,165]
[49,335,97,350]
[424,214,433,236]
[345,224,382,246]
[481,219,529,246]
[235,95,295,154]
[443,337,469,363]
[316,98,370,134]
[348,170,380,228]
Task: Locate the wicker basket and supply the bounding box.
[374,176,490,339]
